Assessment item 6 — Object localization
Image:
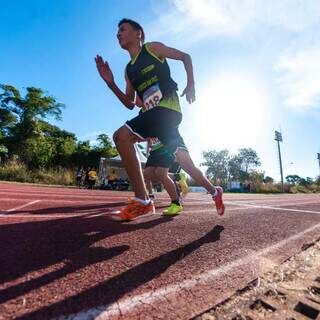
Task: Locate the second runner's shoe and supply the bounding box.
[178,173,189,197]
[213,186,225,216]
[108,199,155,221]
[162,203,183,216]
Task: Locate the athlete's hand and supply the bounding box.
[95,55,114,85]
[181,83,195,104]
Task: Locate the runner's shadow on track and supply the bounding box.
[9,202,127,215]
[16,225,224,320]
[0,215,174,301]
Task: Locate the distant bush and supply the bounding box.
[289,185,310,194]
[0,161,29,182]
[250,182,282,193]
[309,184,320,193]
[0,161,75,186]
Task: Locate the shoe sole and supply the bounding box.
[108,209,155,222]
[215,187,225,216]
[162,208,183,216]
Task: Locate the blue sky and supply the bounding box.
[1,0,320,180]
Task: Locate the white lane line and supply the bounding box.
[225,201,320,214]
[0,197,125,204]
[1,200,40,214]
[0,214,82,219]
[0,190,130,200]
[61,222,320,320]
[229,200,320,207]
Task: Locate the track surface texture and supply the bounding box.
[0,182,319,320]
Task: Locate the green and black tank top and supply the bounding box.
[126,43,181,113]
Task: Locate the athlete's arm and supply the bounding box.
[95,54,134,110]
[147,42,195,104]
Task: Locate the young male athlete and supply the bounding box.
[144,138,184,216]
[95,18,225,221]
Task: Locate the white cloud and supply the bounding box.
[149,0,320,41]
[274,44,320,111]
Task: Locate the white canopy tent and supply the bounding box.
[98,143,147,184]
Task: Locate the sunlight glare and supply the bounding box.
[185,72,269,153]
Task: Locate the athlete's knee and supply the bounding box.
[113,126,131,145]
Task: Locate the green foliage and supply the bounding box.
[24,137,56,168]
[228,148,261,182]
[201,147,261,183]
[201,149,230,183]
[0,84,118,172]
[286,174,301,185]
[264,176,274,183]
[0,84,65,166]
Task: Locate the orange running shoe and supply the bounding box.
[213,186,225,216]
[108,199,155,221]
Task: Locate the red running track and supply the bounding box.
[0,182,320,320]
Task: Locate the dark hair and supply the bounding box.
[118,18,145,43]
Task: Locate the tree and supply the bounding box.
[237,148,261,174]
[264,176,274,183]
[300,177,313,186]
[36,121,77,167]
[286,174,301,185]
[0,84,65,165]
[228,155,242,180]
[0,108,16,139]
[228,148,261,182]
[201,149,230,183]
[97,133,113,149]
[248,171,264,183]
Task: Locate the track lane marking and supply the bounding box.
[0,200,41,215]
[61,222,320,320]
[225,201,320,214]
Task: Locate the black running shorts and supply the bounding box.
[125,107,185,154]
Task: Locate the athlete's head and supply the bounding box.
[117,18,145,49]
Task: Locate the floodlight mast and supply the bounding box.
[275,131,284,193]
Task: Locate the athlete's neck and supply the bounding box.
[127,44,142,60]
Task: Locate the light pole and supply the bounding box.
[317,153,320,176]
[275,130,284,193]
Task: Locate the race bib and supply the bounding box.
[143,84,163,111]
[150,138,162,149]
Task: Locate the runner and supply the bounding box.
[169,163,189,198]
[95,18,225,221]
[144,138,183,216]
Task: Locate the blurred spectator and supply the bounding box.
[75,167,84,188]
[88,167,97,189]
[108,169,118,189]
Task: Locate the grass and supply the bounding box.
[0,161,75,186]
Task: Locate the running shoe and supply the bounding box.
[108,199,155,221]
[162,203,183,216]
[212,186,225,216]
[178,173,189,197]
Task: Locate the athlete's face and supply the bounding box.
[117,23,140,49]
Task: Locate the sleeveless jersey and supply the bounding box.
[126,43,181,113]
